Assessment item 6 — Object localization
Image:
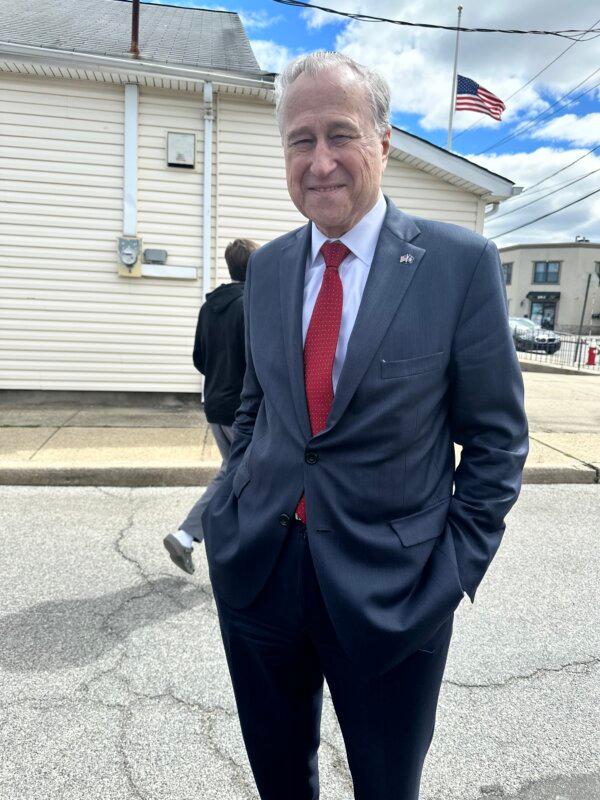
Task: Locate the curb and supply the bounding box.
[522,465,598,485]
[0,466,220,487]
[1,464,598,487]
[518,359,598,377]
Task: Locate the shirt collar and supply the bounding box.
[310,191,387,268]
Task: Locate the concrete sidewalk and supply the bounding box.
[1,371,599,486]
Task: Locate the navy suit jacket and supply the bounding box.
[202,197,529,676]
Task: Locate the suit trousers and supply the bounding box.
[213,518,453,800]
[179,422,234,542]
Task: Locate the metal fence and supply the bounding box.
[514,330,600,373]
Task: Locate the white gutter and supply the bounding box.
[203,82,213,299]
[123,84,138,236]
[0,41,274,91]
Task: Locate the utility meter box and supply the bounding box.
[117,236,142,278]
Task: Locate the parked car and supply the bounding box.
[508,317,561,354]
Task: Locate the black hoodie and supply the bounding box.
[193,282,245,426]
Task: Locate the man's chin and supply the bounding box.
[306,206,350,236]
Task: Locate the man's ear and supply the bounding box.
[381,126,391,168]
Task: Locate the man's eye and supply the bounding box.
[332,135,351,142]
[291,139,312,146]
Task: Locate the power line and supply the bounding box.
[476,69,600,154]
[453,14,600,143]
[496,167,600,205]
[525,144,600,192]
[272,1,600,40]
[489,186,600,238]
[490,169,600,220]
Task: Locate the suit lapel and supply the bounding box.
[278,200,426,442]
[322,201,426,435]
[279,224,312,440]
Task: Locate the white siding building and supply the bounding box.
[0,0,518,393]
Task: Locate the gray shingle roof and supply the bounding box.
[0,0,263,75]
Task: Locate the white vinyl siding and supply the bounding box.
[0,74,489,394]
[0,76,210,392]
[215,93,304,282]
[382,158,480,230]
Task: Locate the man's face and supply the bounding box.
[282,67,390,238]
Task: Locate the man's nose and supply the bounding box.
[310,141,336,178]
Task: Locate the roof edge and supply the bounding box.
[0,41,273,90]
[499,242,600,251]
[391,126,518,201]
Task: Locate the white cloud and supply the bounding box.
[531,113,600,146]
[250,40,305,73]
[151,3,281,30]
[473,147,600,245]
[301,7,343,29]
[239,10,283,30]
[297,1,600,132]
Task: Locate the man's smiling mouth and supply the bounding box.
[309,185,345,193]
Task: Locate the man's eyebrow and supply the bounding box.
[286,127,314,141]
[330,121,359,131]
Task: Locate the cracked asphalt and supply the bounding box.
[0,484,598,800]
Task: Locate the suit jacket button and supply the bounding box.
[279,514,291,527]
[305,452,318,464]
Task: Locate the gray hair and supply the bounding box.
[274,51,391,137]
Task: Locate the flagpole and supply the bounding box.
[446,4,463,151]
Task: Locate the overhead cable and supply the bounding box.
[273,1,600,40]
[524,143,600,192]
[489,186,600,238]
[489,169,600,220]
[476,70,600,154]
[453,14,600,143]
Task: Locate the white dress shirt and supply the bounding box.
[302,191,387,392]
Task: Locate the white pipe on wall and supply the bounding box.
[202,82,214,298]
[123,84,138,236]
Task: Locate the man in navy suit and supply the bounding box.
[201,51,528,800]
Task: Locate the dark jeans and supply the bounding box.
[214,518,453,800]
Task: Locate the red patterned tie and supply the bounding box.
[295,240,351,524]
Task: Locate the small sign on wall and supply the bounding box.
[167,132,195,168]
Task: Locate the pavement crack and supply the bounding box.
[445,655,600,689]
[529,435,599,480]
[118,705,150,800]
[94,486,127,499]
[27,408,84,461]
[114,494,152,584]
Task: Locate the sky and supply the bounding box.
[151,0,600,247]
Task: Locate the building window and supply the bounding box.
[530,301,557,330]
[501,262,512,285]
[533,261,560,284]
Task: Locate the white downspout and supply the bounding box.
[202,82,213,298]
[123,84,138,236]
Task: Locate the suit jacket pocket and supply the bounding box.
[232,462,251,498]
[389,496,451,546]
[381,350,444,379]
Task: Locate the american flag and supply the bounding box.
[455,75,505,121]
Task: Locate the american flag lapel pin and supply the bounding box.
[399,253,414,264]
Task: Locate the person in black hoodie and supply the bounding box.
[163,238,258,574]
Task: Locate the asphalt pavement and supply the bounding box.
[0,484,598,800]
